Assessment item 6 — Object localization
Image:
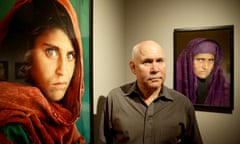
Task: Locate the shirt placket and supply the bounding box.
[143,104,154,144]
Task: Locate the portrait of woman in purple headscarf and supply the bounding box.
[176,38,230,107]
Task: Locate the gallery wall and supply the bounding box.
[93,0,125,112]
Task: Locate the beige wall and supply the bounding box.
[93,0,240,143]
[93,0,125,113]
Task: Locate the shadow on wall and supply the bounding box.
[93,95,106,144]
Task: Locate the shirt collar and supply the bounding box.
[122,81,174,101]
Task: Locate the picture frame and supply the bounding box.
[0,61,8,80]
[174,25,234,113]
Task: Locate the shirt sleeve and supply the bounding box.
[98,96,114,144]
[182,106,203,144]
[0,124,30,144]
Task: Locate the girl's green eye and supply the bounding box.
[67,52,76,60]
[46,48,57,57]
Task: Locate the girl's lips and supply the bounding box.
[52,82,67,88]
[53,82,67,85]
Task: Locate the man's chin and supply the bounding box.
[149,82,163,88]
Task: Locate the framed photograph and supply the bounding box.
[0,61,8,80]
[174,25,234,113]
[1,0,92,143]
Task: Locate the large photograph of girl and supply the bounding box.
[0,0,91,143]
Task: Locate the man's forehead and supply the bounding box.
[138,46,164,57]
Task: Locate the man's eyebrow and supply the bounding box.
[157,57,164,61]
[143,58,153,62]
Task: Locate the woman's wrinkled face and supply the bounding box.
[30,28,76,101]
[193,53,215,79]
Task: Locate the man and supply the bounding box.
[98,40,203,144]
[176,38,230,106]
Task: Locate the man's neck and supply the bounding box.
[140,86,161,106]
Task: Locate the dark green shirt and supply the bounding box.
[0,124,80,144]
[0,124,30,143]
[98,82,202,144]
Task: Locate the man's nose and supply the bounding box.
[151,62,159,72]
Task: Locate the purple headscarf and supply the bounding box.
[176,38,230,107]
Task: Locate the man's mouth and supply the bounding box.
[148,76,162,80]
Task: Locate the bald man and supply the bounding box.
[98,40,203,144]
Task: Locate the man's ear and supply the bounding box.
[129,61,136,74]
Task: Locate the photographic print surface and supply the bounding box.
[174,25,233,112]
[71,0,92,143]
[0,0,92,143]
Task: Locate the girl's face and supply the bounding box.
[30,28,76,102]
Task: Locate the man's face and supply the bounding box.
[30,28,76,102]
[130,42,166,90]
[193,53,215,79]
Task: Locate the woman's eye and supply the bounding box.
[67,52,76,60]
[209,59,215,63]
[46,48,57,57]
[197,58,204,63]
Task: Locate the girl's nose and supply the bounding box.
[56,58,66,75]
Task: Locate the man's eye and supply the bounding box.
[157,58,164,63]
[143,60,152,64]
[67,52,76,60]
[46,48,57,57]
